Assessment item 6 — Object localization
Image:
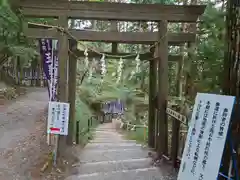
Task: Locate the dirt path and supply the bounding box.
[0,88,48,180]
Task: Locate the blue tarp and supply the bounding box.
[102,100,124,114]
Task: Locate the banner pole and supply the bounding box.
[47,41,54,145]
[53,134,59,167]
[52,39,59,167]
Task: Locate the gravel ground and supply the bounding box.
[0,88,49,180]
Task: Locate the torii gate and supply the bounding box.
[9,0,206,163]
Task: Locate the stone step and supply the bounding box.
[94,132,117,135]
[66,167,167,180]
[93,133,123,137]
[80,148,147,153]
[92,135,124,139]
[93,136,123,139]
[93,132,123,135]
[94,129,121,133]
[84,143,142,150]
[92,136,125,139]
[90,139,136,143]
[76,158,152,174]
[95,129,117,131]
[95,129,116,132]
[79,148,148,163]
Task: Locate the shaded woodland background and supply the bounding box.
[0,0,226,141]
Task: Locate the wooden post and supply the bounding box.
[38,54,43,87]
[36,58,41,87]
[185,42,196,100]
[171,45,184,165]
[30,59,35,86]
[148,46,157,148]
[156,21,168,156]
[176,46,183,97]
[110,21,118,53]
[13,57,18,84]
[171,55,181,164]
[16,58,20,85]
[76,120,80,144]
[171,106,180,167]
[67,40,77,145]
[58,15,68,102]
[57,15,69,157]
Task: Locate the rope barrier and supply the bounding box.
[29,22,192,104]
[27,22,166,60]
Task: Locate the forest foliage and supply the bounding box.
[0,1,38,67]
[0,0,226,125]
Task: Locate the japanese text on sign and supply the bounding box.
[177,93,235,180]
[47,102,70,135]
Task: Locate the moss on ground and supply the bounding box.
[124,126,148,145]
[75,102,99,146]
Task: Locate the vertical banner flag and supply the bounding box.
[177,93,235,180]
[39,39,58,101]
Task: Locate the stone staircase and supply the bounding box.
[66,123,177,180]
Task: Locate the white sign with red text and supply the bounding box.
[177,93,235,180]
[47,101,70,135]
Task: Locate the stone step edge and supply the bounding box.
[79,156,150,164]
[77,167,158,178]
[79,148,146,153]
[91,138,135,141]
[89,141,137,143]
[86,143,142,146]
[75,157,152,167]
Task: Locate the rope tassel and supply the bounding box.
[100,54,106,77]
[84,48,89,69]
[135,53,140,73]
[116,57,124,84]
